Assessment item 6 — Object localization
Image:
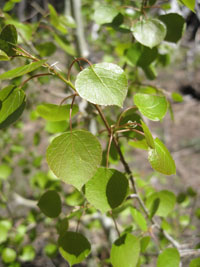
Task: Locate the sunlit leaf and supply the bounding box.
[130,207,148,231]
[148,138,176,175]
[36,103,78,121]
[85,167,128,213]
[46,130,102,190]
[110,233,140,267]
[75,63,128,107]
[132,19,166,48]
[134,93,168,121]
[0,60,45,80]
[93,5,119,25]
[157,248,180,267]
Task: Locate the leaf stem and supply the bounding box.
[20,73,52,88]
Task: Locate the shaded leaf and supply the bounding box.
[58,231,91,265]
[159,13,185,43]
[148,138,176,175]
[132,19,166,48]
[75,63,128,107]
[85,167,128,213]
[38,190,62,218]
[46,130,102,190]
[0,24,17,56]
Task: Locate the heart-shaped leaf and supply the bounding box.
[134,93,168,121]
[159,13,185,43]
[85,167,128,213]
[148,138,176,175]
[75,63,128,107]
[93,5,119,25]
[46,130,102,190]
[110,233,140,267]
[132,19,166,48]
[146,190,176,217]
[157,248,180,267]
[58,231,91,266]
[38,190,62,218]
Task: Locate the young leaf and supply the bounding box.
[58,231,91,265]
[36,103,78,121]
[149,198,160,219]
[85,167,128,213]
[46,130,102,190]
[146,190,176,217]
[75,63,128,107]
[140,236,151,253]
[38,190,62,218]
[130,207,148,231]
[148,138,176,175]
[0,60,45,80]
[2,248,17,263]
[159,13,185,43]
[180,0,195,12]
[132,19,166,48]
[134,93,168,121]
[157,248,180,267]
[0,24,17,56]
[189,257,200,267]
[93,5,119,25]
[141,120,155,149]
[110,233,140,267]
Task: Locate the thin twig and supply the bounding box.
[67,57,92,81]
[106,134,113,168]
[20,73,52,88]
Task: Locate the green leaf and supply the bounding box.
[85,167,128,213]
[159,13,185,43]
[53,33,76,56]
[0,86,26,129]
[125,43,142,66]
[171,92,183,102]
[180,0,195,12]
[190,257,200,267]
[93,5,119,25]
[132,19,166,48]
[149,198,160,219]
[0,50,10,61]
[46,130,102,190]
[0,224,8,244]
[57,218,69,236]
[65,189,84,207]
[148,138,176,175]
[0,24,17,56]
[48,4,67,34]
[36,103,78,121]
[19,245,36,262]
[35,42,56,57]
[75,63,128,107]
[134,93,168,121]
[58,231,91,265]
[38,190,62,218]
[110,233,140,267]
[44,243,57,258]
[140,236,151,253]
[141,120,155,149]
[2,248,17,263]
[146,190,176,217]
[129,139,148,150]
[45,120,68,133]
[0,60,45,80]
[130,207,148,231]
[157,248,180,267]
[0,164,12,180]
[137,46,158,67]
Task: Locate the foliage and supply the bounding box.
[0,0,199,266]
